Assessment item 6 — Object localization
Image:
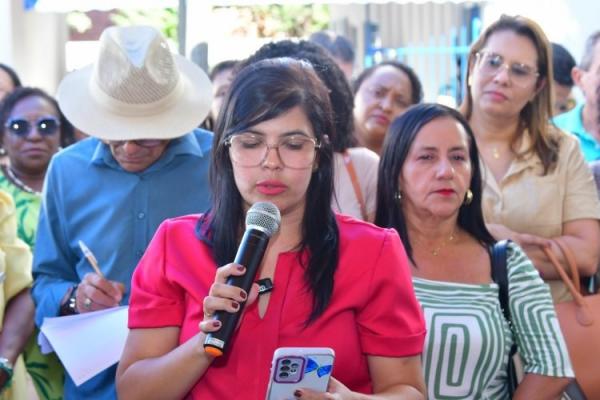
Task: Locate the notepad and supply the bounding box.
[39,306,129,386]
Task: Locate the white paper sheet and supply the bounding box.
[39,306,129,386]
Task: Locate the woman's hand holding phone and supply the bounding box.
[293,377,354,399]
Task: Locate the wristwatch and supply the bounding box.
[0,357,13,392]
[59,285,79,316]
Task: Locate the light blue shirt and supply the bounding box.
[32,129,213,400]
[553,103,600,161]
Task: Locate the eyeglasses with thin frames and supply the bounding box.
[4,116,61,137]
[224,133,322,169]
[475,51,540,88]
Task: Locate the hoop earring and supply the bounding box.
[464,189,473,205]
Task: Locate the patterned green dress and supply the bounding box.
[413,242,573,399]
[0,169,64,400]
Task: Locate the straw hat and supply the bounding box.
[57,25,212,141]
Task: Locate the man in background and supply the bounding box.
[32,25,213,399]
[554,32,600,161]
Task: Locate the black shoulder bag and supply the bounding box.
[490,240,519,396]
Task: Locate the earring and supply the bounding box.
[464,189,473,205]
[395,192,402,201]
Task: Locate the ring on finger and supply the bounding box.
[83,297,93,309]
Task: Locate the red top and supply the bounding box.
[129,214,425,399]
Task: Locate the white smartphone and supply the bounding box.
[265,347,335,400]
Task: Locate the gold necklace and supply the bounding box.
[431,233,455,256]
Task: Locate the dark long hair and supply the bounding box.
[375,103,495,264]
[199,58,339,323]
[0,86,75,147]
[239,40,356,152]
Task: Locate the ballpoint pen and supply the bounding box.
[78,240,105,278]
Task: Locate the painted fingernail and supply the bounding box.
[232,301,240,310]
[239,290,247,300]
[236,265,245,272]
[294,389,302,398]
[212,320,221,328]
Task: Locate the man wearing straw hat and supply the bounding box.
[31,25,213,399]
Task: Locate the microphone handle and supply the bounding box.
[204,228,269,356]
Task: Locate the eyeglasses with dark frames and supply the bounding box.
[106,139,167,148]
[4,116,61,137]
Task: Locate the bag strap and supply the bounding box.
[342,150,368,221]
[553,237,581,292]
[542,240,593,326]
[490,240,517,357]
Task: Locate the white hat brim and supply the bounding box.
[57,54,212,141]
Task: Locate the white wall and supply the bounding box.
[0,0,67,94]
[482,0,600,64]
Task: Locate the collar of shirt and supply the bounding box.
[480,129,541,196]
[89,131,207,173]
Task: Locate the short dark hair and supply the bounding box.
[0,86,75,148]
[374,103,495,264]
[0,63,22,89]
[209,60,238,81]
[239,40,356,152]
[309,31,355,63]
[201,58,339,323]
[551,43,576,86]
[580,31,600,71]
[353,61,424,105]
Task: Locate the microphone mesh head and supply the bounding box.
[246,202,281,237]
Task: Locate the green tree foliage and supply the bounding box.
[111,8,179,43]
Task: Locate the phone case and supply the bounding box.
[265,347,335,400]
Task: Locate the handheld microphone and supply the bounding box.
[204,201,281,357]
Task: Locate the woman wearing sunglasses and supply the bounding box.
[461,15,600,304]
[0,86,74,400]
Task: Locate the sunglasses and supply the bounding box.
[106,139,167,148]
[4,116,61,137]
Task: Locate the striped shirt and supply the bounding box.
[414,242,573,399]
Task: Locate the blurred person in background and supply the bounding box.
[309,30,355,80]
[0,191,35,400]
[0,86,75,400]
[0,64,21,103]
[241,40,379,221]
[353,61,423,155]
[554,31,600,161]
[461,15,600,303]
[202,60,238,131]
[551,43,576,116]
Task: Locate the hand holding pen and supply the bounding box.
[75,240,125,313]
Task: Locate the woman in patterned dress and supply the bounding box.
[0,87,74,400]
[375,103,572,399]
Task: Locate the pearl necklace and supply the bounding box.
[3,166,42,196]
